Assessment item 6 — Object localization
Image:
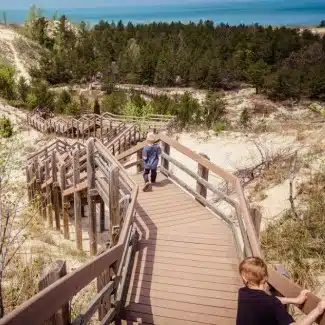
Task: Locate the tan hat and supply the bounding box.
[147,132,156,143]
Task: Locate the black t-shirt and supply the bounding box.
[236,287,295,325]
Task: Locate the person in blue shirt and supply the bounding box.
[142,132,161,192]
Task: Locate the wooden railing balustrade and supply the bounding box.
[2,137,139,325]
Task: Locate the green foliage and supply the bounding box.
[79,93,89,113]
[214,120,228,133]
[0,62,15,100]
[26,92,38,110]
[169,92,201,128]
[247,60,269,94]
[240,107,251,127]
[101,92,127,114]
[319,20,325,28]
[27,80,55,110]
[65,101,80,117]
[151,95,176,115]
[17,77,29,102]
[0,116,13,138]
[93,98,100,115]
[28,17,325,100]
[202,92,226,128]
[55,89,72,113]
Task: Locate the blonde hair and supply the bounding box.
[239,257,268,286]
[147,132,156,143]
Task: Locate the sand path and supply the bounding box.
[0,26,31,82]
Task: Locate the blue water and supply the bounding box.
[3,1,325,26]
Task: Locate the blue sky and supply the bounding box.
[0,0,222,10]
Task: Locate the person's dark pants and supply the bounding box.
[143,168,157,183]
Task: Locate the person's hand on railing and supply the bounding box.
[277,290,310,305]
[295,290,310,305]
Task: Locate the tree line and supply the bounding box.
[24,8,325,101]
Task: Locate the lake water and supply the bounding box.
[3,0,325,26]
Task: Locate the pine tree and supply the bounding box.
[247,60,269,94]
[17,77,29,102]
[240,107,250,127]
[93,98,101,115]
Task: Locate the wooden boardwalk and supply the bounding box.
[120,174,241,325]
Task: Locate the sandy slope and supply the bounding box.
[0,26,31,82]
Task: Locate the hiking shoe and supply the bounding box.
[143,182,151,192]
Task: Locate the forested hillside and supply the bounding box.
[27,12,325,100]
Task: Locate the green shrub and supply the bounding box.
[214,120,228,133]
[65,101,80,117]
[26,92,38,110]
[55,89,72,113]
[240,107,250,127]
[101,92,127,114]
[0,62,16,100]
[0,116,13,138]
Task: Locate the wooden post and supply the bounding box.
[26,166,32,202]
[45,160,53,228]
[88,119,90,139]
[96,251,111,321]
[93,115,96,138]
[87,138,97,255]
[38,260,70,325]
[36,165,42,214]
[196,153,210,205]
[60,165,69,239]
[137,149,143,173]
[161,141,170,175]
[52,151,60,231]
[73,150,82,251]
[81,122,85,143]
[250,206,262,240]
[100,116,103,140]
[77,121,80,142]
[109,166,120,246]
[99,198,105,233]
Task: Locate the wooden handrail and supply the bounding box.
[0,244,123,325]
[159,134,238,185]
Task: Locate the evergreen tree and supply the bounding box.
[93,98,101,115]
[55,89,72,113]
[202,92,226,128]
[17,77,29,102]
[247,60,269,94]
[240,107,250,127]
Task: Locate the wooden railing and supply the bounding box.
[117,133,325,325]
[2,138,139,325]
[27,112,175,138]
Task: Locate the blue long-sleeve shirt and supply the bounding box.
[143,144,161,169]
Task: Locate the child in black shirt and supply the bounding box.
[236,257,325,325]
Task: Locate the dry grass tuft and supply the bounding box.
[261,169,325,290]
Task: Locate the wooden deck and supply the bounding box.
[120,174,241,325]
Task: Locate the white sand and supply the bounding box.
[171,131,299,223]
[0,26,31,82]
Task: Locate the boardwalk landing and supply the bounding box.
[120,174,241,325]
